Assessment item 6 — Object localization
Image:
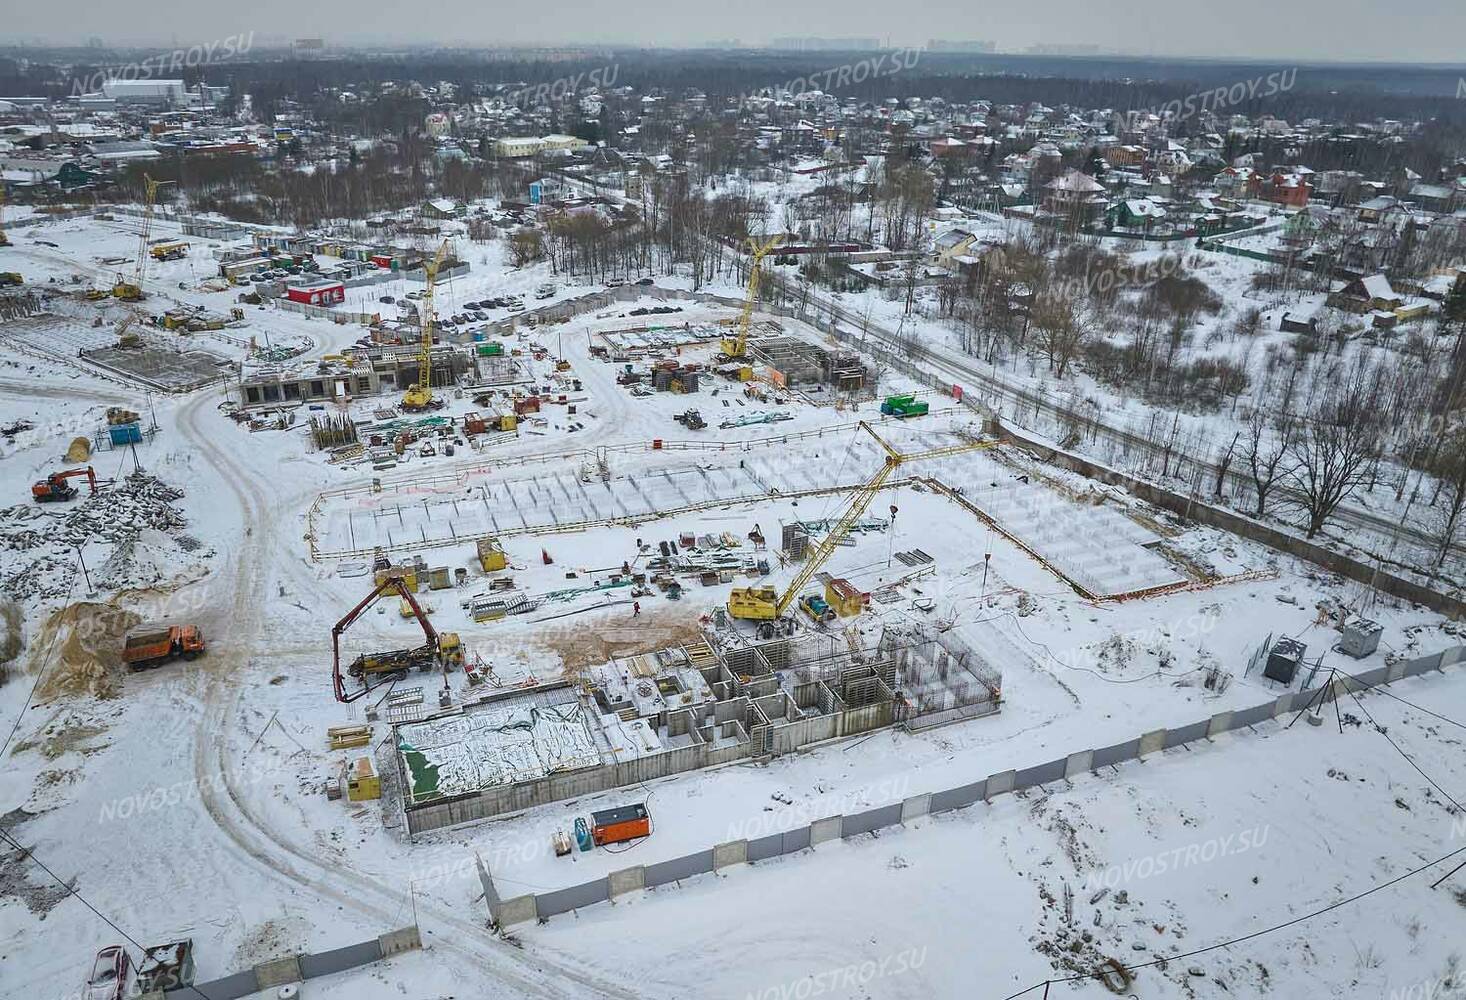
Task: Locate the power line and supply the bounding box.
[1003,669,1466,999]
[0,565,79,759]
[1002,841,1466,1000]
[1342,679,1465,813]
[0,827,211,1000]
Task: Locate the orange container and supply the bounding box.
[591,804,650,846]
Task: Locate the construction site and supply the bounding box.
[4,185,1466,1000]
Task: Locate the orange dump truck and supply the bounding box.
[590,803,650,846]
[122,625,206,670]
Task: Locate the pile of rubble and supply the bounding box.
[0,472,194,603]
[57,473,187,547]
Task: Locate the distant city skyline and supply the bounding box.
[4,0,1466,65]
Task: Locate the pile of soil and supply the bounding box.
[30,601,141,701]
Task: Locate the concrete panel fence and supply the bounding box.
[481,646,1462,929]
[161,926,420,1000]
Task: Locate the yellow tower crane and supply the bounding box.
[113,173,173,301]
[401,239,453,412]
[727,423,997,624]
[719,233,784,361]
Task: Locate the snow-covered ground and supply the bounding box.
[2,209,1463,1000]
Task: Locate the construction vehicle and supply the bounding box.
[122,624,206,670]
[880,393,929,418]
[401,239,452,412]
[113,173,174,301]
[675,409,706,430]
[149,240,188,261]
[800,593,836,623]
[726,423,994,630]
[718,233,783,361]
[332,575,443,702]
[31,466,98,502]
[0,272,22,287]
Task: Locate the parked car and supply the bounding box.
[379,295,395,304]
[636,277,654,286]
[471,311,488,321]
[85,946,132,1000]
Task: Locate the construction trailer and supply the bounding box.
[345,756,381,801]
[590,803,650,846]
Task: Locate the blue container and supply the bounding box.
[109,422,142,446]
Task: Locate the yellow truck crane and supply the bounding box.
[727,422,995,627]
[719,233,783,361]
[401,239,453,411]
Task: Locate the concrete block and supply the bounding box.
[1442,645,1464,668]
[712,839,748,871]
[1386,659,1408,682]
[607,866,645,898]
[809,815,842,846]
[984,769,1016,800]
[900,793,931,823]
[495,894,539,927]
[1138,728,1167,757]
[1272,693,1297,718]
[254,956,302,989]
[1206,711,1233,737]
[377,925,422,957]
[1063,751,1093,779]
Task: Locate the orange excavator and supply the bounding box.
[31,466,98,503]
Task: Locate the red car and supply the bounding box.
[85,945,132,1000]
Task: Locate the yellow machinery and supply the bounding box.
[727,423,996,623]
[719,233,784,360]
[402,239,453,411]
[113,173,173,301]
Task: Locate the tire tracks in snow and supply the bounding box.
[176,389,637,999]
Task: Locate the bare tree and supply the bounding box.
[1285,366,1383,538]
[1426,430,1466,567]
[1242,407,1296,518]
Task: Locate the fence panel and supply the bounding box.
[1014,757,1067,790]
[1403,652,1444,677]
[165,971,260,1000]
[535,878,609,917]
[842,803,902,838]
[1165,720,1211,749]
[1091,738,1141,770]
[299,939,382,979]
[747,833,785,862]
[930,780,986,814]
[644,850,714,888]
[781,827,812,855]
[1231,702,1275,728]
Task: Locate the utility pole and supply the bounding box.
[75,545,95,597]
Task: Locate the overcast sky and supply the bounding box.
[6,0,1466,64]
